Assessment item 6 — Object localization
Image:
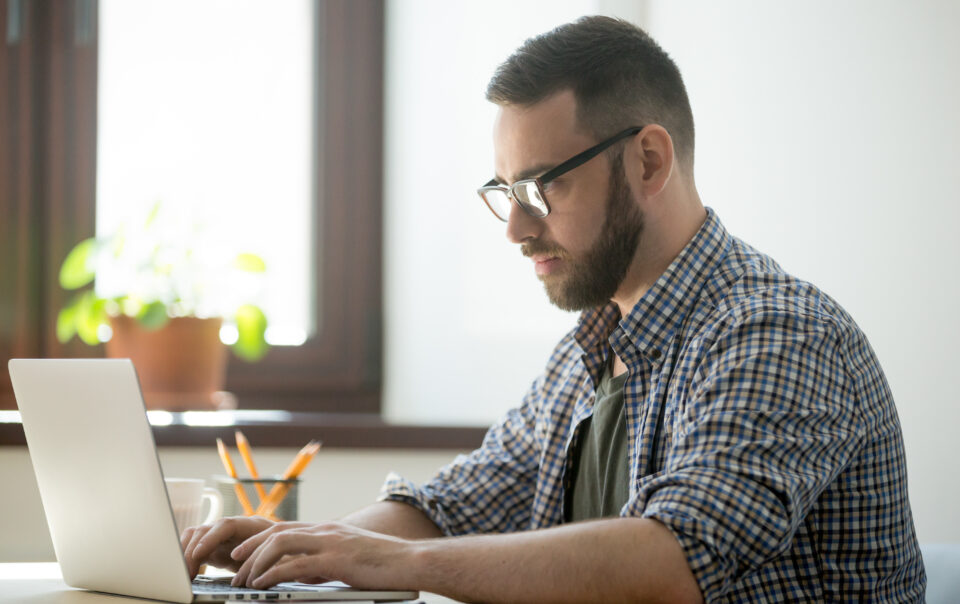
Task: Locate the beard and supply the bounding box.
[522,153,644,312]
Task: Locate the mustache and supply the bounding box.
[521,240,568,259]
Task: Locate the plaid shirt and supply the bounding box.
[381,208,925,602]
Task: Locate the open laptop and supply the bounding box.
[9,358,419,603]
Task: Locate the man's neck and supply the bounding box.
[611,197,707,320]
[611,353,629,378]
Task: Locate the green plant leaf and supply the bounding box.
[137,301,169,330]
[75,292,107,346]
[59,238,98,290]
[233,304,268,362]
[56,303,78,343]
[234,253,266,273]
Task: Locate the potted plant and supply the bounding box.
[56,202,269,411]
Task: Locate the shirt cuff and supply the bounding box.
[377,471,455,536]
[640,499,734,603]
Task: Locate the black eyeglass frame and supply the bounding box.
[477,125,645,221]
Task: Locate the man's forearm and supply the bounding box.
[339,501,443,540]
[407,517,703,604]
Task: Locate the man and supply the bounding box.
[182,16,925,602]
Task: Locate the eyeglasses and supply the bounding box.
[477,125,644,222]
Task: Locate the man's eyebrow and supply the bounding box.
[495,163,556,185]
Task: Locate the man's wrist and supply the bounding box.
[400,535,440,591]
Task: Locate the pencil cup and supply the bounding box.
[213,475,300,521]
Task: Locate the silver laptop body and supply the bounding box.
[9,358,418,603]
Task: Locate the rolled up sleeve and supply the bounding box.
[378,376,544,536]
[624,308,867,601]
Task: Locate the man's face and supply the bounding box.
[492,91,644,311]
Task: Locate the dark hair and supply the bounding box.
[486,16,695,171]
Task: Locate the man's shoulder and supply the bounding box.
[697,236,860,342]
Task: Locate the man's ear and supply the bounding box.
[624,125,674,197]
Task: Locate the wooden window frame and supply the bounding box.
[1,0,99,409]
[1,0,386,416]
[224,0,385,414]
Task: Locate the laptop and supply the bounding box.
[9,358,419,603]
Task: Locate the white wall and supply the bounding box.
[383,0,960,543]
[382,0,645,427]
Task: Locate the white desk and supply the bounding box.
[0,563,459,604]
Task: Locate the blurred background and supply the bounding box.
[1,0,957,559]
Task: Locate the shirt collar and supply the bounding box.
[573,207,732,369]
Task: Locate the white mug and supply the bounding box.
[164,478,224,535]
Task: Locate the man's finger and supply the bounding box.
[238,532,291,587]
[180,527,199,576]
[245,531,317,588]
[230,521,310,561]
[230,522,313,585]
[188,519,244,571]
[183,525,212,577]
[230,523,290,586]
[251,555,325,590]
[180,526,195,553]
[231,531,282,586]
[231,555,254,587]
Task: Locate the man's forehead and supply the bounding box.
[491,91,593,184]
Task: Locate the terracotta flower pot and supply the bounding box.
[105,315,233,411]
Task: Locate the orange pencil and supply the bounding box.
[257,441,320,517]
[255,441,321,517]
[234,430,267,504]
[216,438,255,516]
[254,441,319,516]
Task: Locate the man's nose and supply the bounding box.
[505,198,544,244]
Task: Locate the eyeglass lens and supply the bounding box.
[481,182,549,221]
[513,182,549,217]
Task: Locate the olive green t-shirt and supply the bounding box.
[569,364,630,522]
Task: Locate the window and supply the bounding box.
[0,0,385,415]
[97,0,315,347]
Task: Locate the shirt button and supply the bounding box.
[649,349,662,361]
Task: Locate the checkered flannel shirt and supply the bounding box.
[380,208,925,602]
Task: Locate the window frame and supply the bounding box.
[1,0,100,411]
[1,0,385,415]
[223,0,385,414]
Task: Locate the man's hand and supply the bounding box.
[229,522,417,590]
[180,516,311,578]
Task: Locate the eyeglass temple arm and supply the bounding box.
[538,126,644,184]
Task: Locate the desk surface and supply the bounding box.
[0,563,458,604]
